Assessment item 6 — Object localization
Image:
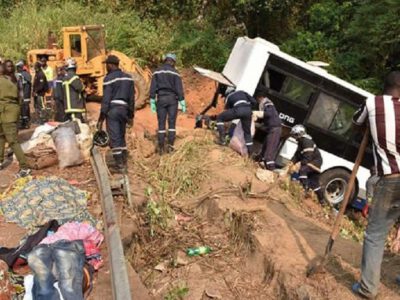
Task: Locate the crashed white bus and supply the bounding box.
[195,37,374,206]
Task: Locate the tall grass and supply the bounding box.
[0,0,236,69]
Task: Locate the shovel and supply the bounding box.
[306,128,369,277]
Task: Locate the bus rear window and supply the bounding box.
[308,92,356,139]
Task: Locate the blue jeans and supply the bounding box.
[27,240,85,300]
[360,177,400,297]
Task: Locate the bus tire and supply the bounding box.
[319,168,358,207]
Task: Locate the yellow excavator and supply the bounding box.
[27,24,151,108]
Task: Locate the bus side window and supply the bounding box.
[308,92,356,139]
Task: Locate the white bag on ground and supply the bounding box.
[21,123,56,153]
[52,127,83,168]
[229,120,256,156]
[75,120,93,161]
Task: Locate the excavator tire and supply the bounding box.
[129,71,149,110]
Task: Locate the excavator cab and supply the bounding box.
[62,25,107,77]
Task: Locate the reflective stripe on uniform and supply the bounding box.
[111,100,128,106]
[103,77,134,86]
[234,100,249,106]
[246,142,253,146]
[158,130,166,133]
[168,129,176,132]
[301,147,315,153]
[153,70,181,77]
[63,75,85,116]
[216,122,224,126]
[266,161,275,165]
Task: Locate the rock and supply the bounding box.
[205,288,222,299]
[154,261,168,272]
[256,168,275,184]
[176,250,189,266]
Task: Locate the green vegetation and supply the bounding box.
[164,282,189,300]
[0,0,398,92]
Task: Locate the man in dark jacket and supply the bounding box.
[254,88,282,170]
[16,60,32,129]
[97,55,134,173]
[216,88,257,156]
[32,62,48,124]
[289,124,325,205]
[62,58,85,122]
[149,53,186,155]
[53,65,66,122]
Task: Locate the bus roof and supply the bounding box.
[213,37,374,99]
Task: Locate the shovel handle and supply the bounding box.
[326,128,369,254]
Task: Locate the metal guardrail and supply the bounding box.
[90,146,132,300]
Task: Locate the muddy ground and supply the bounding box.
[1,70,400,299]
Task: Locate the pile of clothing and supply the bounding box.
[0,177,104,300]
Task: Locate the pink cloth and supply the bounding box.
[40,222,104,270]
[41,222,103,246]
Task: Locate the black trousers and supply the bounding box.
[54,98,65,122]
[216,106,253,153]
[34,95,48,123]
[157,94,178,147]
[298,164,324,202]
[261,126,282,170]
[106,105,128,148]
[21,99,31,125]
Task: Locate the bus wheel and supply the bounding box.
[319,168,357,207]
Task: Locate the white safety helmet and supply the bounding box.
[225,86,235,97]
[290,124,306,139]
[65,57,77,70]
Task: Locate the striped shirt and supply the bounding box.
[353,95,400,175]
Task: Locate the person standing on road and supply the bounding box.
[32,62,49,124]
[0,63,31,177]
[149,53,186,155]
[288,124,325,205]
[352,71,400,299]
[62,58,85,122]
[16,60,32,129]
[97,55,134,173]
[254,88,282,170]
[216,87,257,156]
[53,65,66,122]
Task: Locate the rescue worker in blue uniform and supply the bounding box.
[97,55,134,173]
[62,58,85,122]
[16,60,32,129]
[53,65,66,122]
[149,53,186,155]
[216,88,257,155]
[289,124,325,205]
[254,88,282,170]
[32,62,48,124]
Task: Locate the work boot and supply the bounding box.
[16,168,31,178]
[166,144,175,154]
[158,144,165,156]
[122,150,128,165]
[112,154,126,174]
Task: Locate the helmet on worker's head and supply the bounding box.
[164,53,176,62]
[290,124,306,139]
[224,86,235,97]
[93,130,109,147]
[16,60,24,69]
[65,57,77,70]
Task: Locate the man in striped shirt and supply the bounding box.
[149,53,186,155]
[352,71,400,299]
